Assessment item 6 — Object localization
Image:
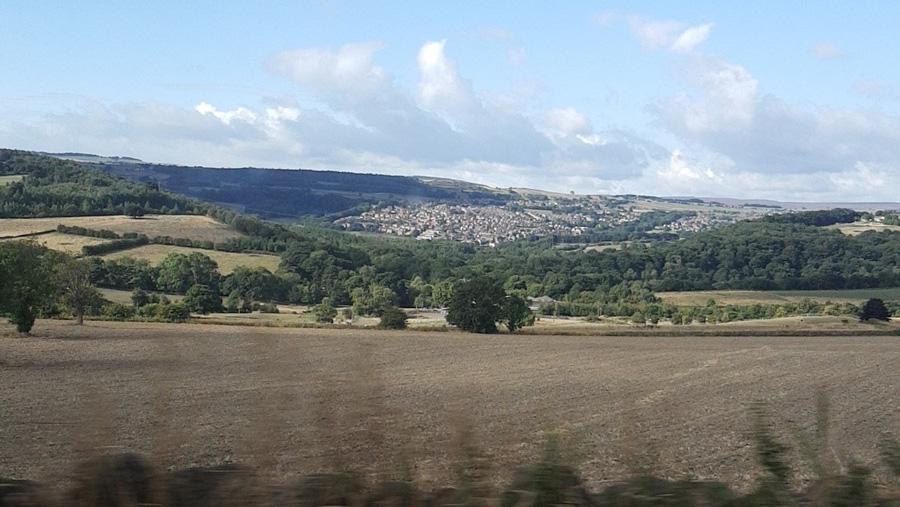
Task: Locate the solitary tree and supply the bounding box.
[0,241,59,333]
[447,277,506,334]
[57,257,103,325]
[860,298,891,322]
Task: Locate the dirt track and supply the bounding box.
[1,320,899,492]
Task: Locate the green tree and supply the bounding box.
[183,284,222,314]
[447,277,506,334]
[313,299,337,323]
[131,287,150,308]
[156,252,221,294]
[57,257,102,325]
[860,298,890,322]
[124,202,145,219]
[501,294,532,332]
[378,305,408,330]
[0,241,59,333]
[350,284,397,317]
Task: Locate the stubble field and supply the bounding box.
[1,320,899,493]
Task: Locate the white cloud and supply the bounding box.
[543,107,592,138]
[417,40,476,117]
[629,17,711,53]
[629,17,683,50]
[266,42,390,101]
[670,23,713,53]
[654,53,900,188]
[195,102,258,125]
[809,42,846,60]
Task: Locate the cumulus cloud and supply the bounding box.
[629,17,712,53]
[809,42,846,60]
[653,53,900,189]
[417,40,477,117]
[2,40,652,186]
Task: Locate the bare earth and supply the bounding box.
[1,320,899,493]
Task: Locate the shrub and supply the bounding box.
[160,302,190,323]
[103,303,135,320]
[378,306,408,330]
[313,301,337,324]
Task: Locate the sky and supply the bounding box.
[2,1,900,202]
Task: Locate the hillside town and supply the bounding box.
[334,198,762,245]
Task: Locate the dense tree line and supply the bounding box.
[0,150,206,217]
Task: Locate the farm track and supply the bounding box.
[1,320,899,493]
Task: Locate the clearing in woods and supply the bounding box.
[0,174,24,186]
[2,320,899,492]
[658,287,900,306]
[0,215,243,242]
[101,244,281,274]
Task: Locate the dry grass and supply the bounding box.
[0,215,243,242]
[827,221,900,236]
[0,232,110,254]
[0,174,24,185]
[2,319,900,494]
[659,288,900,305]
[101,244,281,274]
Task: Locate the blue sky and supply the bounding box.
[2,1,900,201]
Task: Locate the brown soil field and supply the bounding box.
[2,320,899,494]
[0,215,242,242]
[101,244,281,274]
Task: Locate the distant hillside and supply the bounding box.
[83,158,510,219]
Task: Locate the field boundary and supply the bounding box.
[0,229,55,240]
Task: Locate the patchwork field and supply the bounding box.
[0,232,109,254]
[101,244,281,274]
[0,215,242,242]
[2,320,900,493]
[658,288,900,306]
[827,221,900,236]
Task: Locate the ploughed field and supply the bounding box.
[2,320,899,492]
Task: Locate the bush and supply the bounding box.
[313,301,337,324]
[103,303,135,320]
[378,306,408,329]
[159,302,190,323]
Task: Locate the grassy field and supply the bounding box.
[2,320,900,493]
[0,232,110,254]
[827,221,900,236]
[659,287,900,305]
[101,244,281,274]
[0,215,243,242]
[0,174,24,186]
